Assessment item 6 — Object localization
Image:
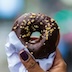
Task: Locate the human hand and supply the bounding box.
[48,48,67,72]
[19,48,67,72]
[19,49,44,72]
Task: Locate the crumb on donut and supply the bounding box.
[54,27,56,29]
[45,25,47,28]
[31,13,36,16]
[22,35,26,38]
[52,23,54,25]
[45,30,49,40]
[17,24,19,26]
[24,26,29,31]
[51,18,54,22]
[31,26,36,31]
[50,29,54,34]
[34,25,39,28]
[26,42,28,44]
[44,43,45,45]
[38,13,41,16]
[19,36,21,38]
[46,27,51,30]
[30,15,36,18]
[23,20,26,24]
[40,22,43,25]
[47,23,50,26]
[31,19,35,23]
[58,27,60,30]
[27,21,31,25]
[13,26,17,30]
[19,35,22,38]
[20,26,23,29]
[26,32,31,36]
[30,52,33,55]
[41,14,44,18]
[21,23,24,25]
[45,20,49,23]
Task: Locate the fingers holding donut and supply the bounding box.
[10,12,61,72]
[19,49,44,72]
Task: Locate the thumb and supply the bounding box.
[19,49,44,72]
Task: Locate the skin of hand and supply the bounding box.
[19,48,67,72]
[19,50,44,72]
[48,48,67,72]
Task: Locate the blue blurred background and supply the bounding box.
[0,0,72,72]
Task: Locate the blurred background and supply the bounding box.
[0,0,72,72]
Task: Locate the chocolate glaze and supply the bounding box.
[12,13,60,59]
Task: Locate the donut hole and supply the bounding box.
[29,31,41,44]
[28,23,44,43]
[20,22,44,42]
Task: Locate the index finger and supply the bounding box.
[19,49,44,72]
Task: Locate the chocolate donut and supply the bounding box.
[12,13,60,59]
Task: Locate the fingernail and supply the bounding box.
[20,51,28,61]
